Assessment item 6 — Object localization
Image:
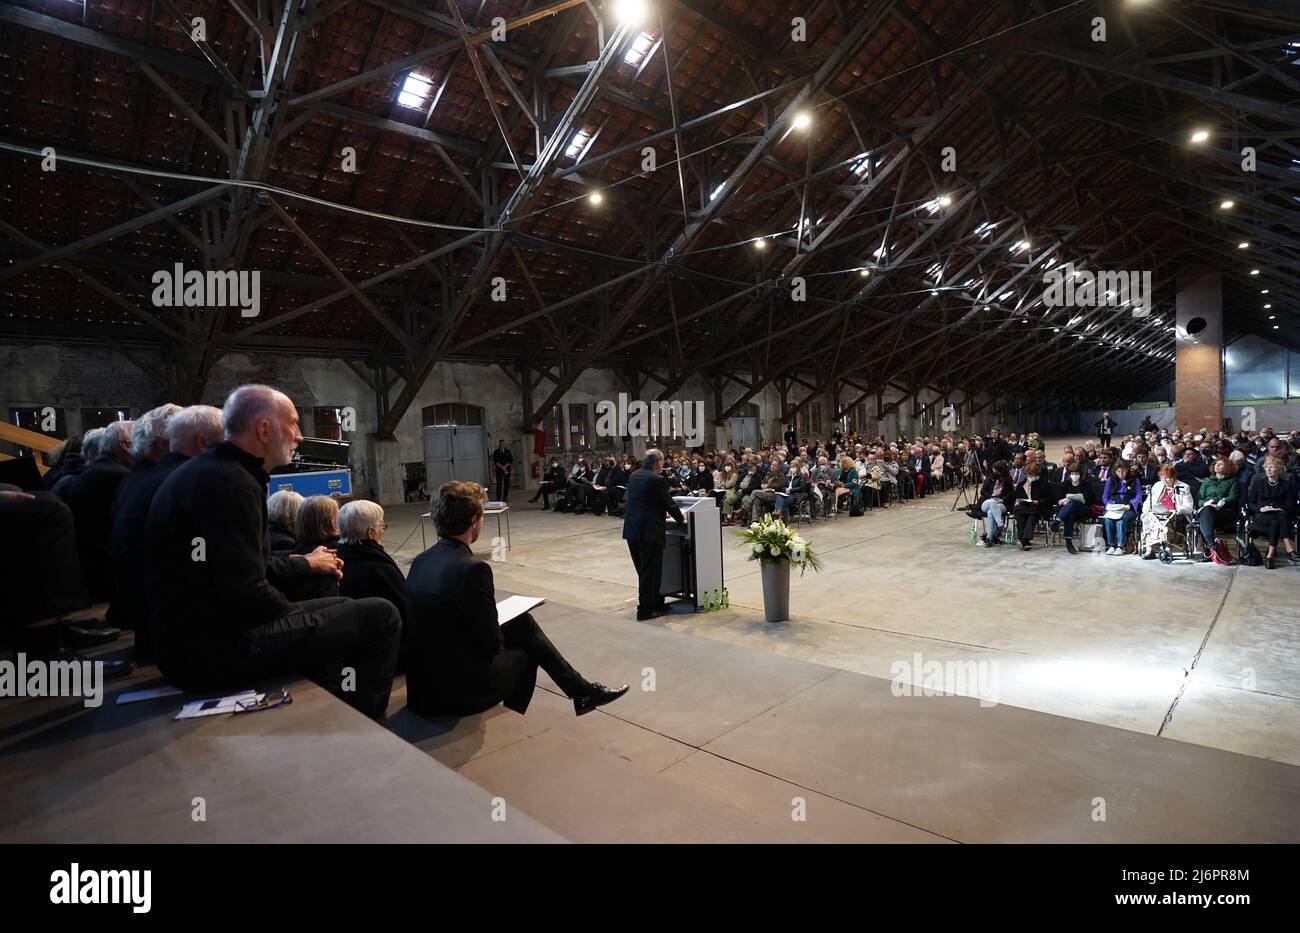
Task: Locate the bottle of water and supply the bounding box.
[712,589,722,610]
[969,522,978,544]
[721,587,730,608]
[701,590,713,611]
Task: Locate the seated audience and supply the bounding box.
[528,457,566,509]
[976,460,1016,547]
[1052,462,1097,554]
[147,384,401,721]
[42,435,84,493]
[109,404,222,654]
[286,495,343,600]
[1247,457,1298,569]
[1195,456,1239,564]
[1100,461,1143,556]
[1139,465,1195,560]
[1,485,89,644]
[65,419,135,607]
[404,481,627,717]
[337,500,406,625]
[1012,463,1048,550]
[268,489,304,555]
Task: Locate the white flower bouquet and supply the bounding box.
[737,514,823,576]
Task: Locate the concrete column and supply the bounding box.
[1174,268,1224,434]
[367,434,403,506]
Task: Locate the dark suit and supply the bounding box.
[404,537,585,716]
[65,456,131,607]
[146,442,400,720]
[621,467,685,617]
[108,451,189,652]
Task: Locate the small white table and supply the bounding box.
[420,506,510,551]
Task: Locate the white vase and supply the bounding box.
[760,559,791,623]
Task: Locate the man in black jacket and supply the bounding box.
[109,404,222,655]
[1096,411,1116,449]
[621,449,685,621]
[984,428,1011,465]
[146,385,400,721]
[66,419,135,608]
[528,457,566,509]
[404,480,626,717]
[491,439,513,502]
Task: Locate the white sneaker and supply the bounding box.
[1106,547,1118,556]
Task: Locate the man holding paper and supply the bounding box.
[405,481,628,717]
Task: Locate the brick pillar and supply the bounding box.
[1174,268,1223,434]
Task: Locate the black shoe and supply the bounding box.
[541,504,550,510]
[1020,542,1031,551]
[1265,556,1276,569]
[1197,552,1212,563]
[1065,539,1077,555]
[574,508,587,514]
[61,621,122,648]
[636,609,662,621]
[575,683,629,716]
[1289,551,1300,563]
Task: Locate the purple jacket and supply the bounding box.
[1102,476,1143,512]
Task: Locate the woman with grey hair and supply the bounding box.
[336,500,406,628]
[267,489,304,556]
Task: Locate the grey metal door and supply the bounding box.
[728,417,759,450]
[423,425,487,489]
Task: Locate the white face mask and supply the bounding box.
[1070,473,1081,482]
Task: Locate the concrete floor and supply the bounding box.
[383,436,1300,768]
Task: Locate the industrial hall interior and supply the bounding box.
[2,0,1299,848]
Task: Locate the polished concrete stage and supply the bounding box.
[2,436,1297,843]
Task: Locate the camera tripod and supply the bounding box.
[951,456,983,512]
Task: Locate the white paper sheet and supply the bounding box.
[496,595,545,626]
[175,691,262,720]
[116,685,183,705]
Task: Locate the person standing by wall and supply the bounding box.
[491,439,514,502]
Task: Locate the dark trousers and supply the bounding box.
[494,613,588,713]
[1198,505,1236,549]
[1099,433,1112,450]
[1251,510,1292,547]
[1014,507,1039,543]
[167,596,401,722]
[530,481,558,507]
[494,470,511,501]
[627,540,665,617]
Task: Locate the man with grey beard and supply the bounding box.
[146,385,400,720]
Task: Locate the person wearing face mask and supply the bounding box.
[1195,456,1240,564]
[529,457,566,510]
[606,455,633,517]
[1101,460,1143,555]
[586,456,617,517]
[714,457,737,509]
[1051,463,1097,554]
[1012,463,1048,550]
[688,457,713,495]
[566,457,595,512]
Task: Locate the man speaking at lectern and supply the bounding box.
[622,449,685,621]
